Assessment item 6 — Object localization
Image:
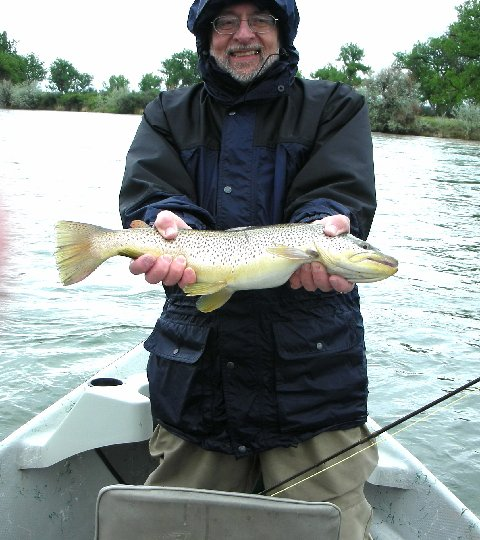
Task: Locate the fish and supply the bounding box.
[55,220,398,313]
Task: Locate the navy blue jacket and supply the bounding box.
[119,0,376,457]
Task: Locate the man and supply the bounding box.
[119,1,378,538]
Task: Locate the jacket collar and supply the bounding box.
[199,53,296,106]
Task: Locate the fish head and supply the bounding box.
[313,234,399,283]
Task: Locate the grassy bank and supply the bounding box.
[412,116,480,141]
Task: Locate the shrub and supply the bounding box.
[453,101,480,139]
[36,91,60,110]
[57,92,99,111]
[10,82,42,109]
[0,79,13,107]
[360,67,421,133]
[97,88,149,114]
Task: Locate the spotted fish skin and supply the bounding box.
[55,220,398,312]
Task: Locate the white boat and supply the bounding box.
[1,343,479,540]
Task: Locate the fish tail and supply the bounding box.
[55,221,114,285]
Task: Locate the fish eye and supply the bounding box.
[360,242,370,250]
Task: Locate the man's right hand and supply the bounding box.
[129,210,197,287]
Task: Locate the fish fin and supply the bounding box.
[183,282,233,312]
[196,289,234,313]
[130,220,150,228]
[266,245,319,261]
[182,281,228,296]
[55,221,112,286]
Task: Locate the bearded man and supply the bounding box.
[120,2,378,538]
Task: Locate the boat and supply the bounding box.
[1,342,479,540]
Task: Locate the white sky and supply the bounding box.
[3,0,461,90]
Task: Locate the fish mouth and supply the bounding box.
[333,251,399,282]
[349,252,398,268]
[366,255,398,269]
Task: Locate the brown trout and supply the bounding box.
[55,220,398,312]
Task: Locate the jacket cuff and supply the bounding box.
[290,199,361,237]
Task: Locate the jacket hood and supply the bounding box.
[187,0,300,104]
[187,0,300,57]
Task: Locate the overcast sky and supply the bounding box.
[3,0,461,89]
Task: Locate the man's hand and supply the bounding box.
[129,210,197,287]
[289,215,355,294]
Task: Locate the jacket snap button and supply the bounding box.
[316,342,323,351]
[238,445,247,453]
[172,348,179,355]
[226,361,235,369]
[277,85,285,92]
[228,111,236,116]
[223,186,232,194]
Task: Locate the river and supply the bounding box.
[0,109,479,515]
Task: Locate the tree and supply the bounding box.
[73,72,93,92]
[0,50,25,83]
[23,53,46,82]
[448,0,480,103]
[395,0,480,113]
[48,58,93,93]
[310,64,348,84]
[139,72,162,92]
[310,43,370,86]
[0,31,45,84]
[395,37,465,115]
[104,74,129,92]
[0,31,17,54]
[160,49,201,90]
[337,43,371,86]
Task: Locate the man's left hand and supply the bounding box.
[289,215,355,294]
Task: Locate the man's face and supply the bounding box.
[210,3,280,84]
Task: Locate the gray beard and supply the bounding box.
[210,49,279,84]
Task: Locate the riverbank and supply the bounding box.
[410,115,480,141]
[1,80,479,141]
[2,103,479,142]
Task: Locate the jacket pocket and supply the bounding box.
[144,317,210,364]
[145,317,213,433]
[272,310,360,361]
[272,311,367,433]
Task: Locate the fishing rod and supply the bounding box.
[259,375,480,497]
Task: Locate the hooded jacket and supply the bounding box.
[119,0,377,457]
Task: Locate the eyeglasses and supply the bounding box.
[212,14,278,35]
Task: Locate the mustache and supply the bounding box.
[226,44,263,56]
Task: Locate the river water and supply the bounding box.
[1,109,479,515]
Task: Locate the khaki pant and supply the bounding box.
[146,425,378,540]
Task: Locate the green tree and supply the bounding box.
[395,37,465,115]
[139,72,162,92]
[310,43,370,86]
[337,43,371,86]
[73,72,93,92]
[23,53,46,82]
[0,31,45,84]
[48,58,92,93]
[161,49,201,90]
[448,0,480,103]
[104,74,129,92]
[395,0,480,114]
[310,64,348,83]
[0,31,16,54]
[0,50,25,83]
